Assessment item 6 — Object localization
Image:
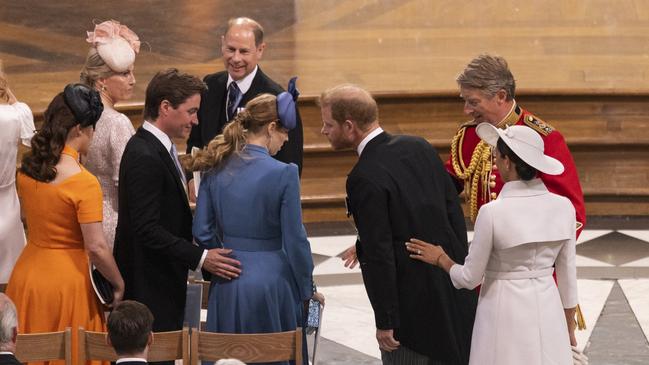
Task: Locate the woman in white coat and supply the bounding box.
[406,123,578,365]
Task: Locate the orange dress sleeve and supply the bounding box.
[74,171,104,224]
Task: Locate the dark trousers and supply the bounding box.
[381,346,451,365]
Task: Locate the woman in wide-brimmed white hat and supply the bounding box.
[406,123,580,365]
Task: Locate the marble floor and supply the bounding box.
[302,218,649,364]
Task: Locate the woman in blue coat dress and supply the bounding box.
[192,89,320,365]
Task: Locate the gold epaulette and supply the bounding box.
[523,114,554,136]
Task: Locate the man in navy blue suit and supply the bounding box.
[115,69,241,344]
[186,17,303,175]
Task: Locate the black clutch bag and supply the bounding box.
[89,263,114,305]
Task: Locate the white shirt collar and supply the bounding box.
[357,127,384,156]
[0,352,14,355]
[142,121,173,152]
[226,65,258,95]
[116,358,147,363]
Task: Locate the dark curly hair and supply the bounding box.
[21,86,102,182]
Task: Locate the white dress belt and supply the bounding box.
[484,267,554,280]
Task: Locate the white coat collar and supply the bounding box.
[498,178,548,199]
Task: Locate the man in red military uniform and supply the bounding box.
[446,54,587,335]
[446,54,586,238]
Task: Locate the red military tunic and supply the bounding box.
[445,102,586,238]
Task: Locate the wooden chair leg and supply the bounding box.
[295,327,302,364]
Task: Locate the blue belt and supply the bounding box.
[222,235,282,251]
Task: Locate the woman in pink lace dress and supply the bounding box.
[81,20,140,249]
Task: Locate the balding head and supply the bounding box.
[0,293,18,352]
[318,84,378,131]
[225,17,264,46]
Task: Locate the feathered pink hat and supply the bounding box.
[86,20,140,72]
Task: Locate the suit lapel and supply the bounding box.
[137,128,189,203]
[205,73,229,142]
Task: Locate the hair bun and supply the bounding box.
[63,83,104,127]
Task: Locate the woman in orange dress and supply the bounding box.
[6,84,124,365]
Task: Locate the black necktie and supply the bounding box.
[227,82,241,121]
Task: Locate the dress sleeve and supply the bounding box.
[280,163,314,301]
[192,174,221,249]
[108,113,135,186]
[555,207,579,308]
[75,173,103,224]
[12,102,35,146]
[449,204,494,289]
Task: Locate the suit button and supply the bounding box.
[490,192,498,200]
[490,174,497,181]
[489,181,496,188]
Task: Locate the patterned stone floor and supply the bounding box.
[302,217,649,364]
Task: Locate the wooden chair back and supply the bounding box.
[190,327,302,364]
[78,327,189,363]
[15,327,71,365]
[191,279,210,310]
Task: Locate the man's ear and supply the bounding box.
[256,42,266,59]
[148,332,154,346]
[495,89,508,104]
[11,327,17,344]
[159,100,171,118]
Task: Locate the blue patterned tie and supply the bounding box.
[227,82,241,121]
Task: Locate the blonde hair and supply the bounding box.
[79,47,116,87]
[191,93,278,171]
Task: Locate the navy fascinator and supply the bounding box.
[276,77,299,130]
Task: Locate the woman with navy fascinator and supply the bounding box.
[191,79,322,365]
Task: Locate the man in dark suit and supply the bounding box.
[319,85,477,365]
[114,69,242,342]
[186,17,303,175]
[0,294,20,365]
[107,300,154,365]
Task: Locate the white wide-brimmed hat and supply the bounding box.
[476,123,564,175]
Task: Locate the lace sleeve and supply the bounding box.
[108,112,135,186]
